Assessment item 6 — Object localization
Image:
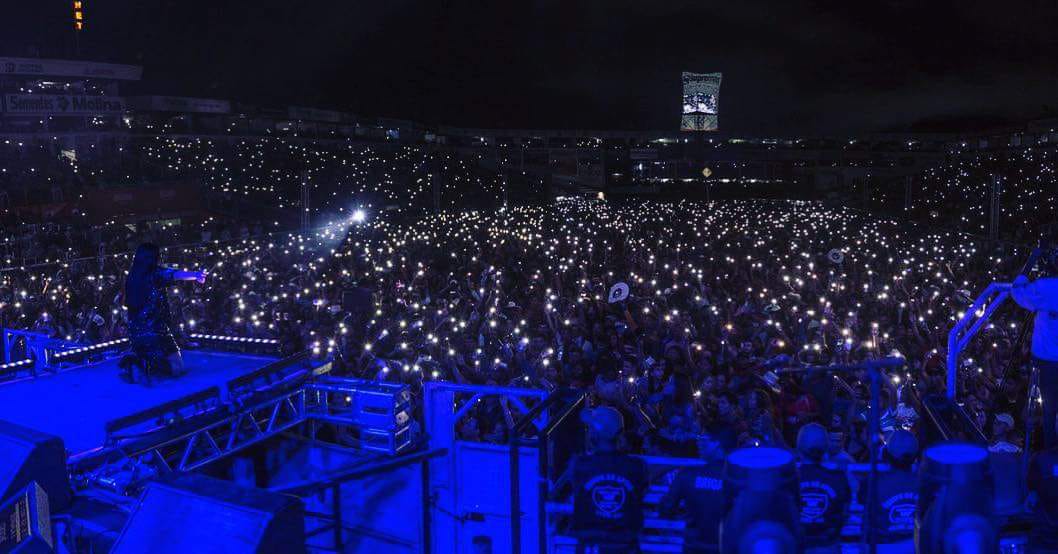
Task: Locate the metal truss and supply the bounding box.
[138,387,309,473]
[80,377,414,495]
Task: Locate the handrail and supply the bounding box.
[1,327,83,368]
[226,350,310,398]
[946,282,1011,399]
[269,447,446,496]
[510,387,576,439]
[433,381,548,399]
[104,386,223,436]
[269,446,445,553]
[510,388,586,554]
[509,390,566,554]
[832,374,857,397]
[540,390,587,438]
[904,381,955,443]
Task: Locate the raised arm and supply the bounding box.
[162,268,208,284]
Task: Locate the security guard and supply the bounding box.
[658,432,732,553]
[795,423,850,553]
[1028,415,1058,552]
[861,429,918,552]
[569,406,648,553]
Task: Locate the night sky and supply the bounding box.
[5,1,1058,135]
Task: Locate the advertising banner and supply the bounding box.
[288,106,344,123]
[4,94,125,115]
[126,96,230,114]
[0,57,142,80]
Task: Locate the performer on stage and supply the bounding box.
[1012,243,1058,448]
[121,243,207,382]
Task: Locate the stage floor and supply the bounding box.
[0,350,279,454]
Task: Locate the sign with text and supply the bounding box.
[126,96,230,114]
[288,106,344,123]
[0,57,142,80]
[3,94,125,115]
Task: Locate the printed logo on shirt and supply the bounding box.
[882,492,917,531]
[694,476,722,491]
[799,481,836,523]
[585,473,634,519]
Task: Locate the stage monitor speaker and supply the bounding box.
[111,473,305,554]
[720,447,801,554]
[0,481,52,554]
[0,420,71,513]
[917,443,998,553]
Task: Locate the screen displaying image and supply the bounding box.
[681,72,722,131]
[682,92,717,115]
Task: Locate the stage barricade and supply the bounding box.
[423,382,553,554]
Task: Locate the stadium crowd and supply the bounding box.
[874,146,1058,243]
[0,197,1042,456]
[0,135,508,220]
[2,135,1058,550]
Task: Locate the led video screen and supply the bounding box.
[681,72,722,131]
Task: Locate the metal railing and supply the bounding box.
[508,388,587,554]
[946,281,1012,399]
[271,447,446,553]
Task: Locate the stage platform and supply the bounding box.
[0,350,283,455]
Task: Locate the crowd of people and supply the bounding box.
[873,145,1058,244]
[0,135,512,223]
[347,200,1042,458]
[138,137,512,214]
[2,133,1057,550]
[0,196,1044,455]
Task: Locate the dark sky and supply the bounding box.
[5,1,1058,135]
